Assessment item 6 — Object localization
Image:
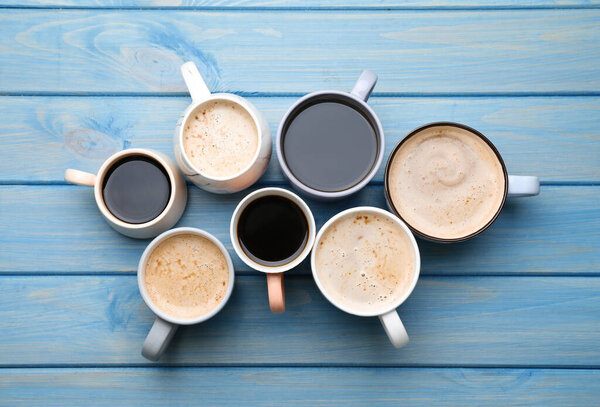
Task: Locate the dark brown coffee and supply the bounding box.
[237,195,308,266]
[102,156,171,224]
[282,100,378,192]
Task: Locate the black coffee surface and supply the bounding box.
[237,195,308,266]
[102,156,171,224]
[282,101,378,192]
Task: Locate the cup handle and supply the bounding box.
[141,317,178,361]
[508,175,540,197]
[181,61,211,103]
[379,310,409,348]
[267,273,285,314]
[64,169,96,187]
[351,70,378,101]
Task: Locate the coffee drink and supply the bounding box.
[314,211,416,313]
[183,100,258,178]
[387,125,506,240]
[102,156,171,224]
[237,195,308,266]
[282,100,378,192]
[144,233,230,320]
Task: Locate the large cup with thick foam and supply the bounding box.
[311,207,420,348]
[385,122,540,242]
[138,227,235,361]
[174,62,272,193]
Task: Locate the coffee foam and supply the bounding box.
[314,211,415,314]
[183,100,258,178]
[388,125,505,240]
[144,233,230,320]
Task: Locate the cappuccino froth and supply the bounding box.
[314,211,415,314]
[183,100,258,178]
[144,233,230,320]
[388,125,505,240]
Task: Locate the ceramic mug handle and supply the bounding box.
[508,175,540,197]
[267,273,285,314]
[181,62,211,103]
[142,317,178,361]
[379,310,409,348]
[64,169,96,187]
[351,70,378,101]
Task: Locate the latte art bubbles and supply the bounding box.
[387,125,506,240]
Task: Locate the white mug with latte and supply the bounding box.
[311,207,421,348]
[174,62,272,194]
[138,227,235,361]
[385,122,540,242]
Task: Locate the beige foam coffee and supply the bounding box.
[144,233,230,320]
[314,211,415,313]
[388,125,505,240]
[183,100,258,178]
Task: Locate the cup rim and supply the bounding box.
[310,206,421,317]
[93,148,181,231]
[276,90,385,199]
[137,227,235,325]
[177,93,264,182]
[383,121,509,243]
[230,187,316,274]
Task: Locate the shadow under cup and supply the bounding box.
[278,93,384,198]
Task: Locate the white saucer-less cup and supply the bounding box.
[311,207,421,348]
[174,62,272,194]
[138,227,235,361]
[64,148,187,239]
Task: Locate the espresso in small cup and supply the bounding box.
[230,188,316,314]
[311,207,420,348]
[139,227,235,361]
[65,148,187,239]
[183,100,259,178]
[385,123,540,242]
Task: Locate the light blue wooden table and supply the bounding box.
[1,1,599,405]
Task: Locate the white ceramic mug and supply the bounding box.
[138,227,235,361]
[64,148,187,239]
[230,187,316,313]
[174,62,272,194]
[311,207,421,348]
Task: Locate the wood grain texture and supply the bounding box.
[1,96,598,183]
[1,275,599,365]
[2,368,600,406]
[3,0,600,8]
[0,10,599,93]
[1,185,597,275]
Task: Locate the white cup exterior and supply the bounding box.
[64,148,187,239]
[137,227,235,326]
[174,62,272,194]
[230,187,316,274]
[311,207,421,348]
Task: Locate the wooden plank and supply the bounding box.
[3,0,600,7]
[0,10,598,93]
[0,275,598,365]
[1,185,598,274]
[1,368,599,406]
[1,96,598,183]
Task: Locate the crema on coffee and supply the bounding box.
[314,211,415,314]
[183,100,258,178]
[144,233,230,320]
[388,125,506,240]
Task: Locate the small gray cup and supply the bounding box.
[276,70,385,200]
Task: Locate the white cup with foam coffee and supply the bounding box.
[138,227,235,361]
[174,62,272,194]
[311,207,421,348]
